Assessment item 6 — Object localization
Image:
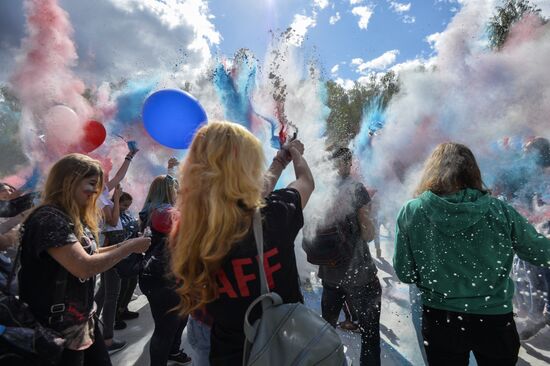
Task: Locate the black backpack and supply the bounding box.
[302,214,359,267]
[303,180,369,267]
[0,246,65,365]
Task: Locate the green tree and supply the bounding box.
[488,0,544,50]
[325,71,400,147]
[325,80,352,146]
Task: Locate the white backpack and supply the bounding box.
[242,210,346,366]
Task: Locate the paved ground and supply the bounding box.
[111,231,550,366]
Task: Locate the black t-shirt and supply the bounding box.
[18,205,97,332]
[318,177,377,286]
[206,188,304,365]
[120,212,139,239]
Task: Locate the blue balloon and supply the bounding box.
[142,89,207,149]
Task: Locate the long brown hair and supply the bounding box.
[415,142,487,196]
[141,175,178,214]
[41,153,104,241]
[170,122,265,315]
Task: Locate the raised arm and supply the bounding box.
[167,157,180,178]
[106,150,137,191]
[287,143,315,209]
[262,141,303,196]
[103,185,122,227]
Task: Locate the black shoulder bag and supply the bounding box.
[0,245,66,365]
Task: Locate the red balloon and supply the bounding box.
[80,120,106,152]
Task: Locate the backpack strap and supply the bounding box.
[242,209,284,366]
[252,209,269,296]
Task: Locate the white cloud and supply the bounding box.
[330,64,339,74]
[357,74,379,86]
[402,15,416,23]
[390,57,434,74]
[351,6,374,30]
[0,0,220,81]
[349,0,364,4]
[329,12,341,25]
[313,0,330,10]
[288,13,317,46]
[351,58,364,65]
[335,77,354,90]
[425,32,442,49]
[355,49,399,72]
[389,1,415,24]
[389,2,411,13]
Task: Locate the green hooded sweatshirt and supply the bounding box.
[394,188,550,315]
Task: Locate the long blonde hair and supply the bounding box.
[415,142,487,196]
[141,175,178,219]
[170,121,265,315]
[41,153,104,241]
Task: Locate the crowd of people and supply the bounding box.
[0,121,549,366]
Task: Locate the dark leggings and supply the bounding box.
[94,268,121,340]
[139,275,189,366]
[422,306,520,366]
[57,322,111,366]
[117,275,138,317]
[322,279,381,366]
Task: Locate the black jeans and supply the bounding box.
[422,306,520,366]
[117,275,138,318]
[139,275,189,366]
[57,322,111,366]
[321,279,381,366]
[94,268,121,340]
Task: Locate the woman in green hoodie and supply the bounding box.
[394,142,550,366]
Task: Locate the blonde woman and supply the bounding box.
[18,154,150,366]
[138,171,192,366]
[170,121,314,365]
[394,143,550,366]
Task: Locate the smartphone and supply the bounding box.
[127,141,138,154]
[288,125,298,142]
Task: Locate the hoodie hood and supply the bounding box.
[419,188,491,234]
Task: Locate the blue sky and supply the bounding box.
[209,0,461,80]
